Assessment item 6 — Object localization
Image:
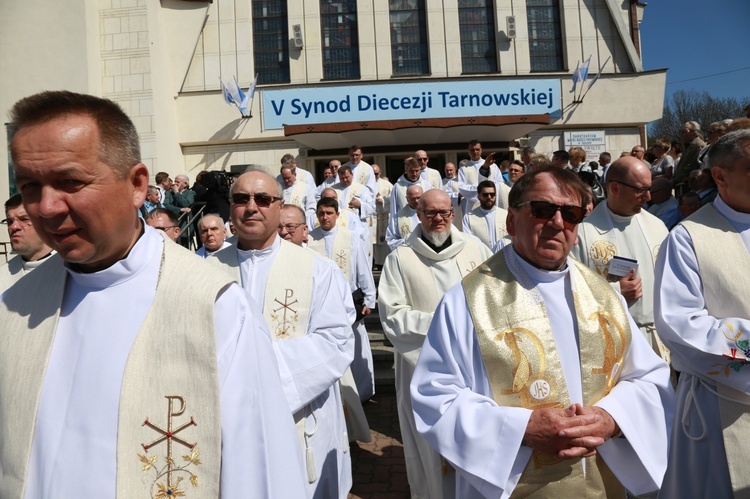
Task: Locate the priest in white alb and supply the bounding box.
[387,184,422,250]
[411,166,674,498]
[379,189,491,498]
[372,163,393,267]
[572,156,669,353]
[462,180,509,250]
[280,165,317,219]
[390,157,432,218]
[309,197,377,402]
[211,170,355,498]
[655,129,750,497]
[340,145,376,197]
[0,91,306,498]
[458,139,505,215]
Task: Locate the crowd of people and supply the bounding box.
[2,89,750,498]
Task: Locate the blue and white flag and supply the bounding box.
[570,57,591,94]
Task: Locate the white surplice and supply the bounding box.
[411,249,674,498]
[282,179,318,217]
[315,227,377,401]
[389,175,432,219]
[386,206,419,251]
[379,226,491,499]
[21,228,306,498]
[235,235,355,498]
[457,160,504,214]
[655,195,750,498]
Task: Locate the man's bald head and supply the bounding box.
[406,185,423,209]
[321,188,338,200]
[606,155,653,216]
[418,188,449,210]
[649,177,673,204]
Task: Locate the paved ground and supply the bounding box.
[348,391,410,498]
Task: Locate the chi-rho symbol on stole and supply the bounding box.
[138,395,202,497]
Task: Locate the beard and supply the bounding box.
[423,227,451,247]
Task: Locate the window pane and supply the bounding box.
[252,0,290,84]
[458,0,497,74]
[526,0,563,72]
[389,0,429,75]
[320,1,360,79]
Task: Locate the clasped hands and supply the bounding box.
[524,404,618,459]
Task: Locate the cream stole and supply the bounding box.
[445,178,464,230]
[308,227,353,281]
[334,182,365,215]
[0,237,228,498]
[285,181,308,209]
[463,247,631,497]
[461,162,500,185]
[467,207,508,249]
[374,179,393,242]
[425,168,442,190]
[682,204,750,493]
[397,206,417,240]
[396,228,486,315]
[352,162,373,186]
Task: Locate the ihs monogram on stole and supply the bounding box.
[270,288,300,339]
[139,396,201,498]
[589,240,616,279]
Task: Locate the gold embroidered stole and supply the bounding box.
[467,207,509,248]
[397,206,416,240]
[261,240,315,341]
[682,204,750,493]
[308,227,353,281]
[462,247,630,497]
[286,181,307,208]
[335,182,364,216]
[426,168,442,190]
[0,238,228,498]
[353,162,372,186]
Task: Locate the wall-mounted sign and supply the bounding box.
[564,130,606,162]
[262,79,561,130]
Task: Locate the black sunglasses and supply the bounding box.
[515,201,586,225]
[231,193,282,208]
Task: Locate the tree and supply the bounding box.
[648,90,750,145]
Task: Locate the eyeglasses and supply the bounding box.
[152,225,178,232]
[611,179,651,196]
[479,192,496,197]
[1,217,33,227]
[515,201,586,225]
[231,193,282,207]
[278,223,305,233]
[420,209,453,219]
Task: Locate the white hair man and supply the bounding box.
[309,197,377,402]
[379,188,491,498]
[411,166,674,497]
[386,184,422,250]
[673,121,706,197]
[462,179,510,250]
[1,90,305,497]
[196,214,230,257]
[316,159,340,199]
[656,129,750,496]
[0,193,55,291]
[171,173,195,214]
[572,156,669,356]
[210,170,355,497]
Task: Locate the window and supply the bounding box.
[526,0,563,72]
[389,0,429,76]
[458,0,497,74]
[320,0,360,80]
[252,0,290,84]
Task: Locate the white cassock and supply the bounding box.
[457,160,504,214]
[195,240,231,258]
[655,196,750,498]
[462,206,508,250]
[335,182,375,222]
[318,227,377,401]
[21,228,306,498]
[420,167,443,190]
[411,248,674,498]
[386,206,419,251]
[390,175,432,218]
[442,177,463,230]
[340,160,377,197]
[235,235,355,498]
[379,226,491,499]
[282,180,318,218]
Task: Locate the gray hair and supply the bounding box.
[707,129,750,171]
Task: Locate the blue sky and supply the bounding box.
[640,0,750,103]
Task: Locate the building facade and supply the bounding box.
[1,0,664,212]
